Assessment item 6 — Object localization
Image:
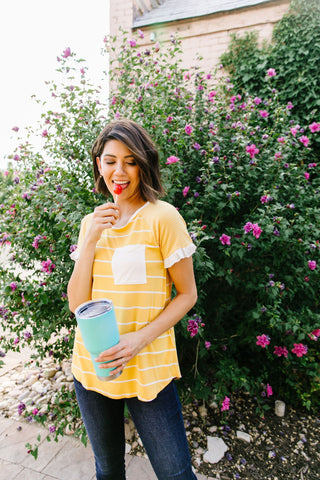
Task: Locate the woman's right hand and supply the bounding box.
[88,202,120,243]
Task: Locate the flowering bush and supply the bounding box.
[1,29,319,420]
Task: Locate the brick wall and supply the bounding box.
[109,0,290,72]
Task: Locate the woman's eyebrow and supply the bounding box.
[101,153,134,158]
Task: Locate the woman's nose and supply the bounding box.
[114,161,125,174]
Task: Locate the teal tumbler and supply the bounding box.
[75,299,121,381]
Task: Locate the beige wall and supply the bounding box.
[109,0,290,72]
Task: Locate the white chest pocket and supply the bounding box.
[112,244,147,285]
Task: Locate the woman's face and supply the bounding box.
[96,139,142,201]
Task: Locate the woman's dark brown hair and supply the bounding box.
[92,119,165,202]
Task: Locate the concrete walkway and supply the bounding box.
[0,351,211,480]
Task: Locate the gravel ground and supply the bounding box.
[184,393,320,479]
[130,392,320,479]
[0,357,319,479]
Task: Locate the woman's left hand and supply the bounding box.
[94,331,144,375]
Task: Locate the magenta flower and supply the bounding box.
[166,155,180,164]
[49,425,56,433]
[267,68,276,77]
[308,260,317,270]
[185,124,193,135]
[42,129,48,138]
[304,172,310,180]
[220,234,231,245]
[246,144,259,159]
[309,328,320,341]
[32,408,39,416]
[309,122,320,133]
[259,110,269,118]
[243,222,254,233]
[138,29,144,38]
[12,126,19,132]
[252,223,262,239]
[290,127,298,137]
[254,97,262,105]
[32,235,46,249]
[166,116,173,123]
[266,384,273,397]
[41,258,55,274]
[299,135,310,147]
[221,396,230,412]
[277,137,285,143]
[256,334,270,348]
[187,319,199,337]
[291,343,308,357]
[62,47,71,58]
[274,152,282,160]
[128,39,136,47]
[10,282,17,291]
[205,341,211,350]
[182,186,190,197]
[273,346,288,358]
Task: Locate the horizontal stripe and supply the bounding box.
[92,289,165,295]
[103,230,152,238]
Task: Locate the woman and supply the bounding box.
[67,119,198,480]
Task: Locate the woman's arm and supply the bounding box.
[67,203,120,312]
[95,256,197,371]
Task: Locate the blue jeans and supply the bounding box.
[74,377,197,480]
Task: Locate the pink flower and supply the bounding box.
[299,135,310,147]
[252,223,262,239]
[184,72,191,81]
[166,156,180,164]
[10,282,17,291]
[277,137,285,143]
[266,384,273,397]
[187,320,199,337]
[267,68,276,77]
[185,124,193,135]
[12,126,19,132]
[32,408,39,416]
[259,110,269,118]
[243,222,253,235]
[309,328,320,341]
[220,234,231,245]
[304,172,310,180]
[138,29,144,38]
[221,396,230,412]
[166,116,173,123]
[274,152,282,160]
[128,39,136,47]
[254,97,262,105]
[291,343,308,357]
[246,144,259,158]
[308,260,317,270]
[309,122,320,133]
[205,341,211,350]
[256,334,270,348]
[260,195,268,204]
[290,127,298,137]
[62,47,71,58]
[42,129,48,138]
[183,186,190,197]
[273,346,288,358]
[41,258,55,274]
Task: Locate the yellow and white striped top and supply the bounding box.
[71,200,196,401]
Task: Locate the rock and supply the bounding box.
[236,430,252,443]
[199,404,207,418]
[275,400,286,417]
[31,381,48,394]
[208,425,218,433]
[43,369,57,379]
[203,436,228,464]
[125,443,132,454]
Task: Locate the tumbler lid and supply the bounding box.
[75,299,112,319]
